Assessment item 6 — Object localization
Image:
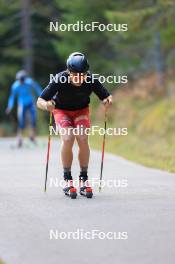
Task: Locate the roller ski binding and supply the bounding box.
[79,173,93,199]
[63,173,77,199]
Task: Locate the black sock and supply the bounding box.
[80,166,88,174]
[80,167,88,182]
[63,167,72,181]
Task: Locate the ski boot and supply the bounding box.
[29,135,37,146]
[79,173,93,198]
[63,173,77,199]
[17,138,23,148]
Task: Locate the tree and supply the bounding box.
[106,0,175,91]
[21,0,33,74]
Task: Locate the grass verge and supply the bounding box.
[89,96,175,173]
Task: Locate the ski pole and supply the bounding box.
[99,110,107,192]
[44,111,53,192]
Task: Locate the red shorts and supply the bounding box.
[52,107,90,128]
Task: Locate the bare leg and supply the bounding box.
[60,128,75,168]
[76,133,90,168]
[60,129,75,190]
[76,131,93,196]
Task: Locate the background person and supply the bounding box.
[6,70,42,147]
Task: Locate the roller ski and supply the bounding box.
[79,173,93,199]
[63,173,77,199]
[63,185,77,199]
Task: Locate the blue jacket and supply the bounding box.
[8,78,42,109]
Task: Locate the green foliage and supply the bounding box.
[0,0,174,107]
[106,0,175,76]
[53,0,114,75]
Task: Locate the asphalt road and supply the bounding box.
[0,138,175,264]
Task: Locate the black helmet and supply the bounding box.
[67,52,89,73]
[16,70,27,81]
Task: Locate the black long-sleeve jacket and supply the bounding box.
[40,71,110,110]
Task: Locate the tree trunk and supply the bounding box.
[21,0,33,75]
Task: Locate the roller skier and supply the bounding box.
[37,52,112,198]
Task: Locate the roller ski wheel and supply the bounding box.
[63,186,77,199]
[80,186,93,198]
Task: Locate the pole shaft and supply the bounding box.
[99,112,107,191]
[44,112,52,192]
